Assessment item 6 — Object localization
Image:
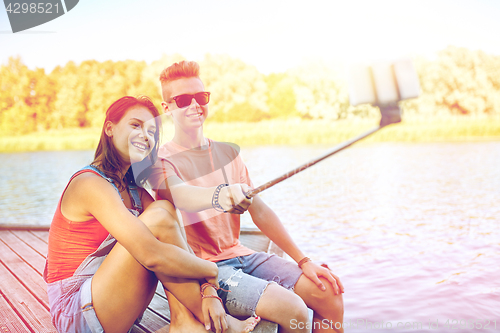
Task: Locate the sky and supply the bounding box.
[1,0,500,74]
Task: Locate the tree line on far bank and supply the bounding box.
[1,46,499,136]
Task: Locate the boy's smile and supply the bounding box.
[162,77,209,130]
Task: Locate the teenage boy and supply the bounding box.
[149,61,344,333]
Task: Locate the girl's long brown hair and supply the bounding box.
[92,96,161,191]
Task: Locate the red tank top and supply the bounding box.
[46,170,110,283]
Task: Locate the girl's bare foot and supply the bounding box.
[227,315,261,333]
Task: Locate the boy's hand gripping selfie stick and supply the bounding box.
[245,59,420,199]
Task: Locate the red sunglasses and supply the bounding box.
[170,92,211,108]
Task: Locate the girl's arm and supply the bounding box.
[139,187,195,254]
[65,173,218,281]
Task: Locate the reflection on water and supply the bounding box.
[1,142,499,331]
[241,142,500,331]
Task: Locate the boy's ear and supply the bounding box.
[161,101,171,116]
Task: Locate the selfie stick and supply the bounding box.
[245,59,420,199]
[244,107,400,199]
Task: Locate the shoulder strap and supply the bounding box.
[74,165,143,216]
[125,168,143,214]
[77,165,122,199]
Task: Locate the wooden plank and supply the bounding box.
[150,286,170,320]
[0,225,49,231]
[29,231,49,244]
[240,227,284,258]
[267,241,285,258]
[253,319,280,333]
[10,230,48,259]
[0,239,49,308]
[135,308,170,333]
[0,231,46,274]
[0,290,32,333]
[240,233,270,253]
[130,324,151,333]
[0,263,55,332]
[0,226,279,333]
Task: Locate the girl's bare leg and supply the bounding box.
[91,201,259,333]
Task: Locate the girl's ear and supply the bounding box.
[161,101,171,116]
[104,121,114,137]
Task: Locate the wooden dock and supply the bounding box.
[0,226,280,333]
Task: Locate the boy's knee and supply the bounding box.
[310,277,344,314]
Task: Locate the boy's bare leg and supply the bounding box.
[294,275,344,333]
[251,275,344,333]
[254,283,309,333]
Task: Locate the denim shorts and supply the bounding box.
[46,276,103,333]
[45,233,119,333]
[216,252,303,317]
[46,235,143,333]
[45,234,117,333]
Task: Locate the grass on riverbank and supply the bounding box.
[0,128,101,153]
[1,117,499,153]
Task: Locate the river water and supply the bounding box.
[1,142,499,332]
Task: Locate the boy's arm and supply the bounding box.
[156,176,213,211]
[156,176,251,214]
[248,196,304,261]
[249,196,344,293]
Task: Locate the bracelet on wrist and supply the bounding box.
[297,257,311,268]
[212,183,229,212]
[201,294,224,305]
[200,282,231,296]
[200,282,217,295]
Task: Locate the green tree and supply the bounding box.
[284,61,355,120]
[49,61,89,128]
[409,47,500,117]
[0,57,57,135]
[264,72,299,119]
[85,60,148,127]
[200,54,269,122]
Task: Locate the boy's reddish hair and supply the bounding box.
[159,61,200,100]
[159,60,199,83]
